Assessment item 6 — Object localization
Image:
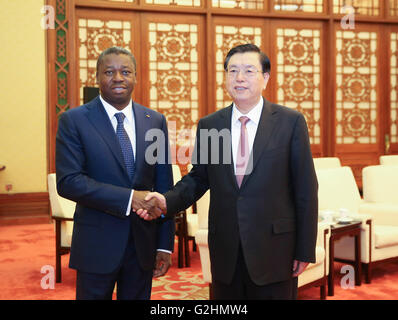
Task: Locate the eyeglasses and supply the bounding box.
[226,67,264,79]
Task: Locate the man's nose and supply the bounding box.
[235,70,245,81]
[113,71,123,81]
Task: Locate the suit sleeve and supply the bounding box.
[290,113,318,263]
[56,111,131,218]
[164,119,210,217]
[155,115,175,251]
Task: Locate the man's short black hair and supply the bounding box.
[96,46,137,73]
[224,43,271,74]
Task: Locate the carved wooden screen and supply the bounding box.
[212,0,264,9]
[141,14,204,164]
[271,20,323,156]
[390,28,398,151]
[333,0,380,16]
[213,18,263,111]
[272,0,324,13]
[335,24,380,182]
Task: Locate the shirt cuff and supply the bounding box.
[157,249,172,254]
[126,189,134,216]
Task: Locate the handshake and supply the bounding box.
[132,190,167,221]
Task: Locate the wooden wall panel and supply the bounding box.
[45,0,398,191]
[270,20,324,157]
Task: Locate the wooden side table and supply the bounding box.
[328,221,362,296]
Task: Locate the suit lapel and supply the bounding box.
[218,104,239,190]
[131,102,151,186]
[240,98,278,188]
[86,97,127,176]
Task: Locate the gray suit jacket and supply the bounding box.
[165,98,318,286]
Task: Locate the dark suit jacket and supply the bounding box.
[165,98,318,286]
[56,96,174,274]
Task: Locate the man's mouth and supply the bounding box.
[234,86,248,91]
[112,86,127,93]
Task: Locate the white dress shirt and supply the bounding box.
[100,96,171,254]
[231,97,263,175]
[100,95,135,217]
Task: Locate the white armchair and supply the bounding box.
[355,165,398,282]
[298,222,330,300]
[47,173,75,283]
[316,165,398,284]
[379,155,398,165]
[194,189,329,300]
[313,157,341,170]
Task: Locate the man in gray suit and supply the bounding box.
[137,44,318,300]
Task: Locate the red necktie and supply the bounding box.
[236,116,250,188]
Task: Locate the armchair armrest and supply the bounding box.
[359,202,398,226]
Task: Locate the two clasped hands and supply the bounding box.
[132,190,166,221]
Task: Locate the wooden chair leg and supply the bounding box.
[320,281,326,300]
[209,283,214,300]
[55,220,62,283]
[183,219,190,267]
[364,262,372,284]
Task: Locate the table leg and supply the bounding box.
[328,236,335,296]
[355,232,362,286]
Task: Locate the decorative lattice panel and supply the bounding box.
[333,0,380,16]
[391,32,398,143]
[212,0,263,9]
[55,0,69,116]
[335,30,378,144]
[391,0,398,17]
[276,27,321,145]
[148,22,200,150]
[77,18,132,105]
[273,0,324,13]
[145,0,201,6]
[215,25,262,110]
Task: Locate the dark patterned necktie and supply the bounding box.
[236,116,250,188]
[115,112,135,180]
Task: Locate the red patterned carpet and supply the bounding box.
[1,223,398,300]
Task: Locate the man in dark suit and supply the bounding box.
[56,47,174,300]
[137,44,318,300]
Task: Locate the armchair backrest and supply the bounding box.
[362,165,398,204]
[196,190,210,230]
[47,173,75,218]
[379,155,398,165]
[313,157,341,170]
[316,166,361,215]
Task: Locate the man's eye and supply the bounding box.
[229,69,238,73]
[105,71,113,75]
[122,70,131,75]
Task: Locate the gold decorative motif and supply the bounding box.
[333,0,380,16]
[273,0,324,13]
[276,28,321,145]
[336,30,377,144]
[148,22,199,154]
[391,32,398,143]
